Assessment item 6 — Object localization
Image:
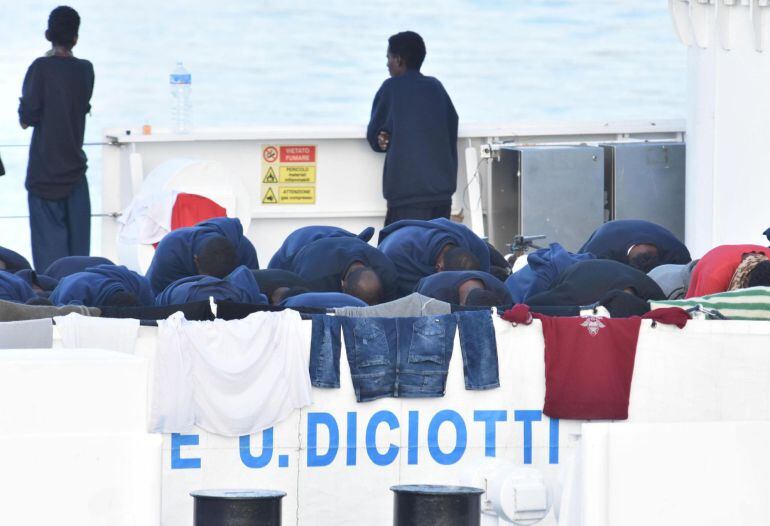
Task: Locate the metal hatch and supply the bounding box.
[486,145,605,252]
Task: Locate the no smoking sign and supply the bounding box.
[263,146,279,163]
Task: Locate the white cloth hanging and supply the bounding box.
[54,313,140,354]
[0,318,53,349]
[151,309,312,436]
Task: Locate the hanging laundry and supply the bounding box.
[652,287,770,321]
[308,314,342,388]
[99,300,214,322]
[341,315,458,402]
[0,299,99,322]
[454,309,500,390]
[501,305,689,420]
[333,292,451,318]
[0,318,53,349]
[151,310,312,436]
[54,312,140,354]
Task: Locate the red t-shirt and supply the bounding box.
[540,315,642,420]
[686,244,770,298]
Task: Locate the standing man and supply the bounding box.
[367,31,459,226]
[18,6,94,272]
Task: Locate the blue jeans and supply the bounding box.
[455,310,500,390]
[341,315,457,402]
[308,314,342,388]
[309,311,501,399]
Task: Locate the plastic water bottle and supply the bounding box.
[169,61,192,134]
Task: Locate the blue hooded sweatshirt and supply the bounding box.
[288,237,399,301]
[145,217,259,294]
[49,265,154,307]
[268,225,375,270]
[44,256,115,280]
[366,70,458,207]
[378,218,490,297]
[155,266,267,306]
[14,269,59,294]
[281,292,367,309]
[0,246,31,273]
[0,271,37,303]
[416,270,512,305]
[579,219,690,266]
[505,243,595,303]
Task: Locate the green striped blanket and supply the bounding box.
[651,287,770,320]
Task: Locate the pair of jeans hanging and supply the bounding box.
[341,314,457,402]
[309,309,500,399]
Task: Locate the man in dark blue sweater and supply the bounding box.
[18,7,94,272]
[367,31,459,227]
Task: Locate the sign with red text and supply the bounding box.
[261,144,317,204]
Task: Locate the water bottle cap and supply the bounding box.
[170,61,191,84]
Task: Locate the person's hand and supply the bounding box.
[377,131,390,151]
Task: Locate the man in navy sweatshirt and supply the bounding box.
[367,31,459,227]
[18,6,94,272]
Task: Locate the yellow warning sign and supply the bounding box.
[279,186,315,204]
[260,144,317,205]
[279,165,316,183]
[262,167,278,183]
[262,187,278,204]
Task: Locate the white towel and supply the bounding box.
[54,313,140,354]
[151,310,312,436]
[0,318,53,349]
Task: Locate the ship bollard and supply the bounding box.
[390,485,485,526]
[190,489,286,526]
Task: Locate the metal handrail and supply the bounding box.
[0,212,120,220]
[0,142,107,148]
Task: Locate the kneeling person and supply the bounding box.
[145,217,258,294]
[155,266,267,306]
[378,218,490,296]
[287,237,398,304]
[579,219,690,273]
[416,270,512,306]
[50,264,153,307]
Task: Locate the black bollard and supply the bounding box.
[190,489,286,526]
[391,485,485,526]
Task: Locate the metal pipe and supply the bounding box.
[190,489,286,526]
[391,485,484,526]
